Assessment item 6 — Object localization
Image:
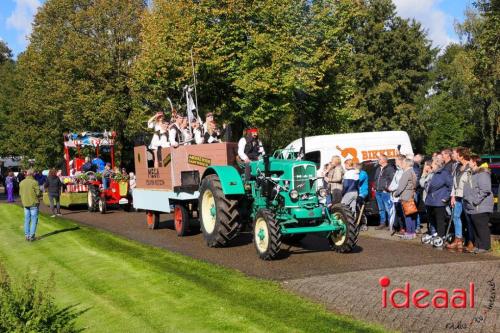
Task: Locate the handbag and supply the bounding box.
[401,198,418,215]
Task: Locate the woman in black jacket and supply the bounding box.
[44,168,63,217]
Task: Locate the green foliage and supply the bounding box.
[455,0,500,152]
[11,0,145,168]
[0,40,13,64]
[130,0,361,149]
[0,263,83,332]
[345,0,436,140]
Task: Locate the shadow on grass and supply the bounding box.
[39,227,80,240]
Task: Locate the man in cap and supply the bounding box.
[238,128,265,180]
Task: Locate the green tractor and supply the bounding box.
[198,149,359,260]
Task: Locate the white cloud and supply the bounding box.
[6,0,41,46]
[393,0,457,49]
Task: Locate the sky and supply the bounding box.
[0,0,473,58]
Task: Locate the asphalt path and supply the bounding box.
[36,203,497,280]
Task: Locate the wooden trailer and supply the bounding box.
[132,142,239,236]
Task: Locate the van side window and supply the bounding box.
[304,151,321,169]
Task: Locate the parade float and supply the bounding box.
[43,131,129,211]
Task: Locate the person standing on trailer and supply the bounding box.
[238,128,265,181]
[203,112,223,143]
[92,156,105,173]
[181,117,193,145]
[191,118,204,144]
[169,114,183,148]
[147,111,169,167]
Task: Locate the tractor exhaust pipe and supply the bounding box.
[264,155,271,177]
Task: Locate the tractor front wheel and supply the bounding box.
[98,197,107,214]
[174,204,190,237]
[253,209,282,260]
[198,175,240,247]
[328,203,358,253]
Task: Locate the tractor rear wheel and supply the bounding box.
[328,203,358,253]
[198,174,240,247]
[253,209,282,260]
[174,204,190,237]
[87,187,98,212]
[146,211,160,230]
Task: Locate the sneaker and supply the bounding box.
[51,214,56,218]
[360,225,368,232]
[56,213,62,216]
[402,233,416,240]
[446,237,463,252]
[375,224,386,230]
[416,228,423,235]
[474,248,491,254]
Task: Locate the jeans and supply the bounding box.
[49,194,61,214]
[341,191,358,213]
[103,177,110,190]
[404,213,417,234]
[24,206,39,238]
[452,198,463,238]
[375,191,393,225]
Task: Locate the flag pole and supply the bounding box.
[190,48,200,121]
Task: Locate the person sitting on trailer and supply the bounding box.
[147,111,169,167]
[238,128,265,180]
[203,112,223,143]
[191,118,204,144]
[169,114,183,148]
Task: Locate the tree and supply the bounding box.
[130,0,361,150]
[0,42,19,157]
[345,0,436,146]
[13,0,145,168]
[456,0,499,152]
[0,40,13,64]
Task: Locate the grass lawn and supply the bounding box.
[0,204,385,333]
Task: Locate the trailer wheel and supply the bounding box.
[328,203,358,253]
[199,174,240,247]
[253,209,282,260]
[98,198,107,214]
[174,204,190,237]
[146,211,160,230]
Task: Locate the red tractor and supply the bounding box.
[63,131,130,213]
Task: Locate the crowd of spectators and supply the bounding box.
[320,147,496,254]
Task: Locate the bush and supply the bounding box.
[0,263,84,332]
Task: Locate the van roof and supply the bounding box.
[286,131,411,149]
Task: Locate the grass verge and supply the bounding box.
[0,204,386,332]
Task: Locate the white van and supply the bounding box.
[284,131,414,168]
